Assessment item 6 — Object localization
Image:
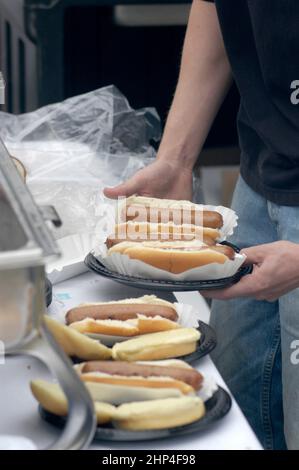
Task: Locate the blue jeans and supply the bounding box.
[210,176,299,450]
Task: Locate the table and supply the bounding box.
[0,272,262,450]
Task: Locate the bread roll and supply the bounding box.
[113,396,205,430]
[30,380,116,424]
[86,381,183,404]
[136,315,179,334]
[31,378,182,408]
[81,372,194,395]
[108,240,234,274]
[136,359,193,369]
[44,316,112,360]
[112,328,201,361]
[69,315,179,337]
[69,318,139,336]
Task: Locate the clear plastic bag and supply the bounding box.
[0,86,161,238]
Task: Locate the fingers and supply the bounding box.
[104,176,141,199]
[240,246,265,265]
[201,272,260,300]
[240,242,284,265]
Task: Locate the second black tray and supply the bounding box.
[85,241,252,292]
[40,386,232,442]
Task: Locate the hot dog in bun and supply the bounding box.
[32,359,204,404]
[30,359,206,430]
[107,240,235,274]
[120,196,223,229]
[80,359,203,396]
[106,222,221,248]
[66,295,180,337]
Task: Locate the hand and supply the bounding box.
[104,159,193,201]
[201,241,299,302]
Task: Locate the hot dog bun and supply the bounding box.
[44,316,112,361]
[32,360,203,408]
[30,380,116,424]
[120,196,223,229]
[112,328,201,361]
[31,381,206,429]
[69,315,180,337]
[106,222,221,248]
[108,240,235,274]
[113,396,205,430]
[66,295,178,325]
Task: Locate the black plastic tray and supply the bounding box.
[84,242,252,292]
[39,386,231,442]
[182,321,216,364]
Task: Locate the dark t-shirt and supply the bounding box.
[203,0,299,205]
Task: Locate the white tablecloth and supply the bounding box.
[0,272,262,450]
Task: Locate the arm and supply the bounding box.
[157,0,232,171]
[104,0,232,200]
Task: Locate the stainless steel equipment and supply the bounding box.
[0,137,96,449]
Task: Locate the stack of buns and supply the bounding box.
[31,359,206,430]
[104,196,235,274]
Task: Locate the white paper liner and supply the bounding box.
[198,376,219,403]
[203,204,238,239]
[84,302,200,346]
[94,243,246,281]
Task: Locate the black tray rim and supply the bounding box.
[84,242,252,292]
[39,386,232,442]
[183,320,216,364]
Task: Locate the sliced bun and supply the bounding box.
[112,328,201,361]
[66,295,178,325]
[108,240,232,274]
[136,315,179,334]
[31,378,182,408]
[44,316,112,360]
[113,396,205,430]
[81,372,194,395]
[106,222,221,247]
[120,196,223,229]
[69,318,139,336]
[30,380,116,424]
[69,315,179,337]
[136,359,193,369]
[85,381,183,404]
